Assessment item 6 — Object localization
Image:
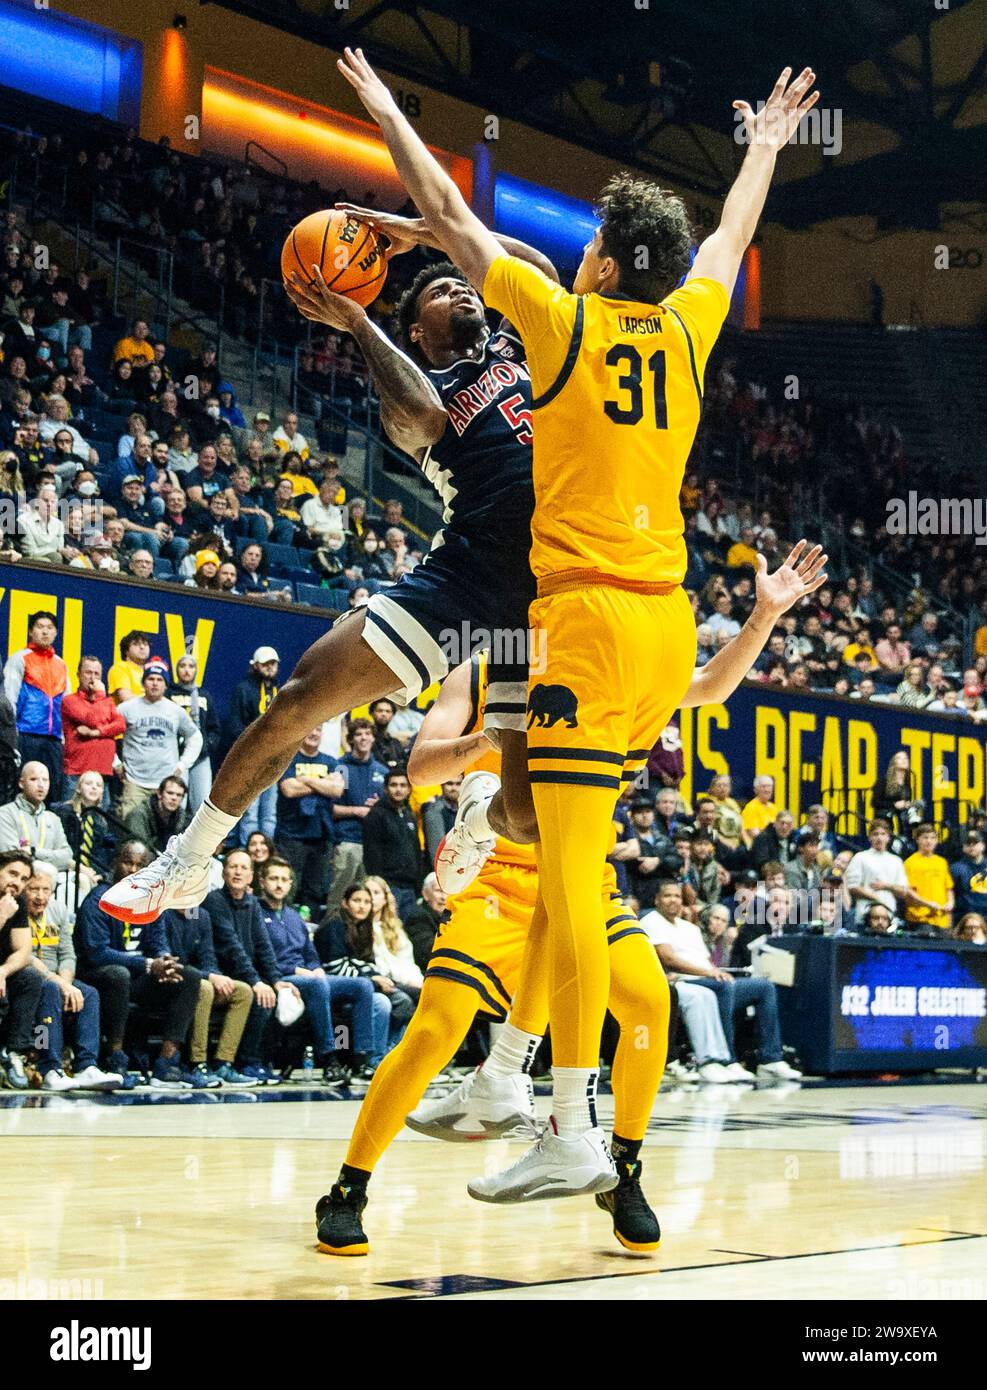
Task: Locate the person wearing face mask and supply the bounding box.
[353,528,389,582]
[312,529,352,584]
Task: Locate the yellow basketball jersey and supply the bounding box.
[463,654,535,868]
[483,256,729,584]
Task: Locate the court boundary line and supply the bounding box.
[376,1232,987,1300]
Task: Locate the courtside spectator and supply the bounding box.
[167,656,220,812]
[843,819,910,926]
[74,841,202,1087]
[226,648,280,847]
[740,775,778,846]
[420,779,460,866]
[24,864,122,1091]
[59,656,124,803]
[368,698,405,770]
[275,727,342,914]
[643,881,801,1080]
[107,630,151,705]
[902,823,954,932]
[0,849,42,1089]
[117,660,202,820]
[325,718,386,916]
[3,610,68,798]
[783,831,823,895]
[143,906,256,1088]
[52,772,115,883]
[401,872,447,973]
[361,770,424,922]
[124,775,191,855]
[751,809,798,869]
[257,857,382,1085]
[206,849,297,1085]
[0,762,73,871]
[950,830,987,919]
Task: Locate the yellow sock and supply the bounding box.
[607,932,671,1141]
[531,784,616,1068]
[345,978,480,1173]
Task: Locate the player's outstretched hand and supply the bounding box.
[284,266,366,332]
[756,540,828,616]
[337,47,399,122]
[333,205,428,257]
[733,66,820,152]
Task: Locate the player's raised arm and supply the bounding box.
[407,662,491,787]
[285,265,446,457]
[337,48,503,291]
[690,66,819,296]
[680,542,827,708]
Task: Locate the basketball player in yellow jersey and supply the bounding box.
[315,542,827,1255]
[339,47,821,1194]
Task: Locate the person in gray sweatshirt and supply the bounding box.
[117,659,202,821]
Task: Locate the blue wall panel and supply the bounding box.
[0,0,142,126]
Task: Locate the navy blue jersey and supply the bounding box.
[421,324,534,549]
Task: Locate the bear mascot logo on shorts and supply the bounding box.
[526,683,579,730]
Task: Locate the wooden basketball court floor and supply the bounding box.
[3,1078,986,1301]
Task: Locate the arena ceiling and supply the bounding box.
[204,0,987,229]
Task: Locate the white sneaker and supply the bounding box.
[72,1065,124,1091]
[406,1068,539,1142]
[468,1123,618,1204]
[721,1061,757,1083]
[42,1069,78,1092]
[757,1059,803,1081]
[434,771,499,894]
[100,836,213,924]
[697,1061,732,1083]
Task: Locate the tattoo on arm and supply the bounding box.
[352,318,446,456]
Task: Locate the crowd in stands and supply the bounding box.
[0,591,984,1094]
[0,205,425,606]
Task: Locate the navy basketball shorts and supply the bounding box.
[358,532,536,732]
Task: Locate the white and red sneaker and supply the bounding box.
[434,770,498,895]
[100,836,212,924]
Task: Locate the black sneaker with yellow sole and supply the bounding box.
[316,1183,369,1256]
[595,1160,661,1253]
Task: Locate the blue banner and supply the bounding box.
[0,563,333,721]
[680,684,987,831]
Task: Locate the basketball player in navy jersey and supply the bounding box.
[100,220,551,922]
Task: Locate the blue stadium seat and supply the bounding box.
[296,584,345,611]
[265,543,303,570]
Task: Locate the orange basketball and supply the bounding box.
[281,209,387,307]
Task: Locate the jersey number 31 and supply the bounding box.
[603,345,668,429]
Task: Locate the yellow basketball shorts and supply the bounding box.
[526,579,697,790]
[422,857,647,1021]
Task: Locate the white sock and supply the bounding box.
[482,1021,541,1079]
[176,799,239,863]
[551,1066,599,1138]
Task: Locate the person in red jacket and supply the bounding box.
[60,656,126,807]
